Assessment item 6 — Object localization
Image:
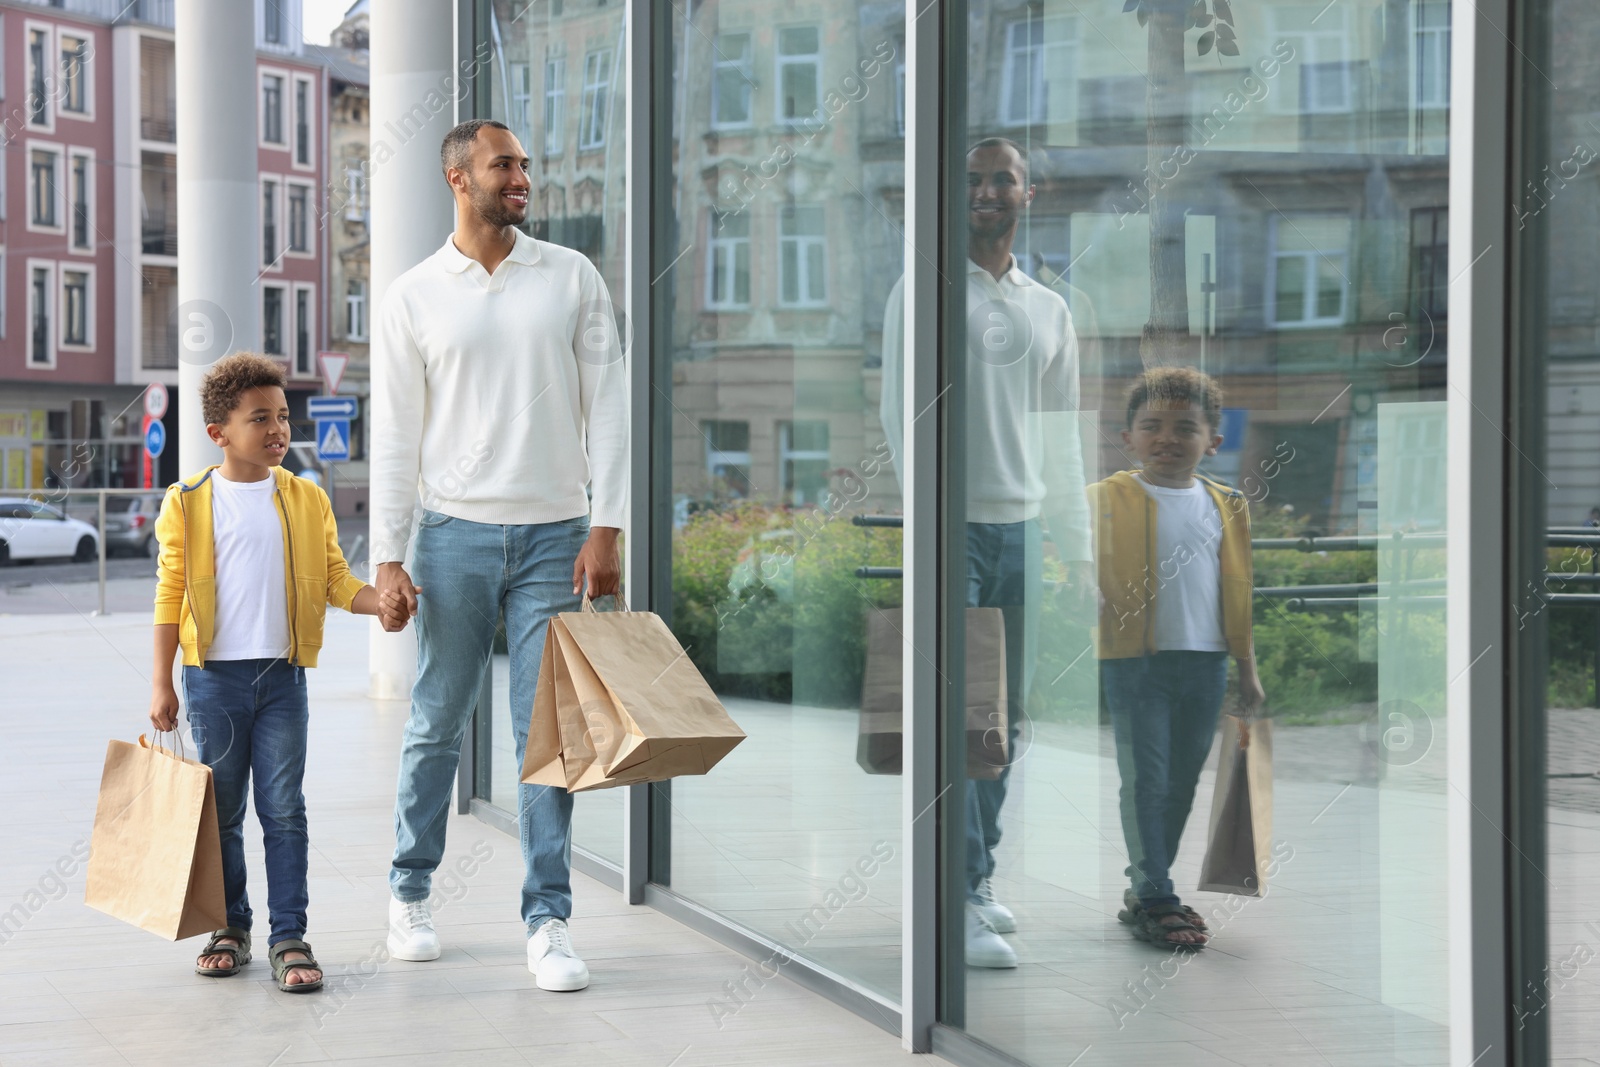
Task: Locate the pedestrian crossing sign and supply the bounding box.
[315,419,350,462]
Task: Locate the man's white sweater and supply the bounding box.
[370,230,628,564]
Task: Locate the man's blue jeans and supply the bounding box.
[183,658,310,947]
[390,511,587,933]
[965,521,1039,903]
[1101,651,1228,909]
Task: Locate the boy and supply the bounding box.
[1089,367,1264,949]
[148,353,406,991]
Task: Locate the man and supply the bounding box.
[371,119,627,991]
[880,137,1092,968]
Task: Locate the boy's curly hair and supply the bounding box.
[1125,367,1223,430]
[200,353,287,427]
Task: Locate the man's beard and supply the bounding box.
[968,204,1016,242]
[467,176,526,229]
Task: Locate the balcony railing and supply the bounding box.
[141,224,176,258]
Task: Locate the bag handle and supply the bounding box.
[579,592,630,614]
[142,729,187,761]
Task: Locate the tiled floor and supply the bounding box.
[0,605,948,1067]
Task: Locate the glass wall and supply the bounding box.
[1525,1,1600,1059]
[652,0,907,1003]
[939,1,1453,1062]
[472,0,628,867]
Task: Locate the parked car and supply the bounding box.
[0,498,100,565]
[103,493,165,558]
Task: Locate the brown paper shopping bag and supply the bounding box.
[84,735,227,940]
[1198,716,1275,897]
[522,598,746,793]
[856,607,1008,779]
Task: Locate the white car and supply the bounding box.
[0,498,100,565]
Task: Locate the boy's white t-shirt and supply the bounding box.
[206,471,291,661]
[1138,475,1229,653]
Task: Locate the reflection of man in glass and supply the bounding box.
[880,137,1093,968]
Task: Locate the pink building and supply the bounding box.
[0,0,328,491]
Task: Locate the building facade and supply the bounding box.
[0,0,330,494]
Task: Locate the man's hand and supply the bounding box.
[150,684,180,733]
[1236,657,1266,716]
[573,527,621,600]
[377,561,421,623]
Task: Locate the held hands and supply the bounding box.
[378,589,417,632]
[375,562,422,633]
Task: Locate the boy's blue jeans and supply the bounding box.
[1102,651,1229,910]
[390,511,587,933]
[182,658,310,948]
[965,520,1039,904]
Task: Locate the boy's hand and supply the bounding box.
[377,562,421,620]
[150,685,180,732]
[379,589,415,632]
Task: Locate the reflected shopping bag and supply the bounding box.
[856,606,1008,779]
[1198,716,1275,897]
[521,596,746,793]
[84,735,227,940]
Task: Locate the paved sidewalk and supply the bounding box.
[0,609,942,1067]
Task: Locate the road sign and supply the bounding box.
[144,382,169,419]
[144,418,166,459]
[319,351,350,395]
[307,396,358,420]
[315,419,350,462]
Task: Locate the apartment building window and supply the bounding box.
[262,285,284,356]
[780,421,830,506]
[29,263,53,367]
[346,279,367,341]
[262,178,279,266]
[779,205,827,307]
[70,153,91,250]
[288,184,309,253]
[261,73,285,144]
[28,27,50,128]
[1410,206,1449,324]
[264,1,284,45]
[706,210,750,309]
[30,148,60,229]
[776,27,820,124]
[1413,1,1450,109]
[510,61,533,150]
[343,164,367,221]
[1269,214,1350,327]
[1000,17,1077,127]
[1270,6,1352,114]
[544,56,566,155]
[294,77,311,166]
[711,33,752,129]
[62,270,89,347]
[61,35,88,116]
[294,287,313,376]
[579,50,611,150]
[703,420,752,498]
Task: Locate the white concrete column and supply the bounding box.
[175,0,260,473]
[367,0,457,699]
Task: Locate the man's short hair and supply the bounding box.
[1125,367,1224,430]
[968,136,1030,185]
[200,353,286,427]
[441,119,512,180]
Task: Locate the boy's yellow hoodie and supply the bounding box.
[1087,469,1253,661]
[154,465,368,668]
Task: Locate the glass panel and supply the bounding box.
[1529,5,1600,1057]
[943,2,1452,1063]
[477,0,629,868]
[659,0,905,1003]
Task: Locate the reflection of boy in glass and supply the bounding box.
[880,138,1093,969]
[1089,369,1264,949]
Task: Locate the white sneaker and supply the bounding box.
[528,919,590,991]
[973,876,1017,934]
[965,903,1018,969]
[387,896,441,962]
